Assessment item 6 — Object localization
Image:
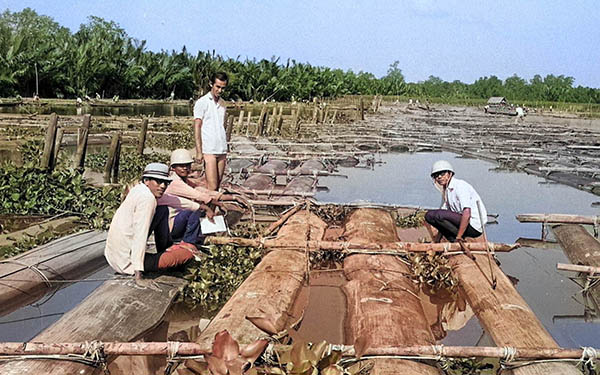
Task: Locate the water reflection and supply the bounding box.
[316,151,600,348]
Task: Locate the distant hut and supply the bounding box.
[485,97,517,116]
[487,97,508,105]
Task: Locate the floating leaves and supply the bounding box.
[408,252,458,295]
[393,209,426,228]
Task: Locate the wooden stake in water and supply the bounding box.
[137,117,149,155]
[73,114,91,170]
[41,113,58,170]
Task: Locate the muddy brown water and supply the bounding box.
[1,151,599,350]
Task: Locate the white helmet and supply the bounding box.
[170,149,194,166]
[431,160,454,176]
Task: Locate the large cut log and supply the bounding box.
[194,210,326,350]
[0,230,107,317]
[0,275,185,375]
[449,255,581,375]
[342,209,441,375]
[552,224,600,310]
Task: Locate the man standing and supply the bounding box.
[194,72,229,191]
[424,160,487,243]
[104,163,197,286]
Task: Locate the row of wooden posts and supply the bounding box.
[41,113,149,183]
[39,97,377,182]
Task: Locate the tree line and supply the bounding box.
[1,8,599,104]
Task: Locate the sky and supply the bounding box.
[2,0,600,88]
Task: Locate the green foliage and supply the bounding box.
[0,164,121,230]
[2,9,599,103]
[85,149,169,184]
[178,244,263,312]
[394,209,426,228]
[409,253,458,295]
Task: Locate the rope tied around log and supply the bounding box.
[501,346,517,363]
[165,341,182,375]
[579,347,598,371]
[83,340,110,374]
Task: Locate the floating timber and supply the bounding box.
[0,275,185,374]
[0,230,107,317]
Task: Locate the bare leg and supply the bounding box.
[204,154,219,191]
[216,154,227,186]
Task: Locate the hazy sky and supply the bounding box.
[3,0,599,87]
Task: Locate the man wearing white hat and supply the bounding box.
[425,160,487,243]
[104,163,197,285]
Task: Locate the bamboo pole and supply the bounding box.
[226,115,235,142]
[111,137,121,183]
[557,263,600,274]
[41,113,58,170]
[103,133,121,183]
[72,114,91,170]
[359,98,365,120]
[517,214,600,225]
[137,118,149,155]
[237,110,244,135]
[244,111,252,136]
[204,236,519,252]
[256,105,267,136]
[262,203,306,236]
[0,342,596,360]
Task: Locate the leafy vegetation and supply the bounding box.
[178,244,263,312]
[2,8,599,104]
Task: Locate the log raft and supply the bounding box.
[342,208,441,375]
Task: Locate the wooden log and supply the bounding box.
[41,113,58,170]
[517,214,600,225]
[0,274,184,374]
[557,262,600,274]
[225,115,235,142]
[194,211,326,353]
[204,236,519,253]
[236,110,244,135]
[262,203,306,236]
[72,114,91,169]
[104,132,121,183]
[553,225,600,267]
[448,254,581,375]
[0,342,597,360]
[137,117,149,155]
[359,98,365,120]
[112,136,121,183]
[342,209,440,375]
[51,127,64,167]
[0,230,106,317]
[256,105,267,136]
[244,111,252,136]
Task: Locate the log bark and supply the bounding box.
[342,209,441,375]
[137,117,149,155]
[449,254,581,375]
[552,224,600,266]
[104,132,121,183]
[193,211,326,354]
[41,113,58,170]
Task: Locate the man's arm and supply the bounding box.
[194,118,203,162]
[456,207,471,240]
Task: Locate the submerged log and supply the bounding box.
[342,208,440,375]
[194,210,327,352]
[0,275,184,374]
[0,230,107,317]
[449,254,581,375]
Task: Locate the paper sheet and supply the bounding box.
[200,215,227,234]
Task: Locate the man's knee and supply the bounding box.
[425,210,439,225]
[157,243,195,269]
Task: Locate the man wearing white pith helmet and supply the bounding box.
[425,160,487,243]
[104,163,198,287]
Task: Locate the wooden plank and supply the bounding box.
[449,255,581,375]
[342,209,440,375]
[517,214,599,225]
[0,274,184,375]
[0,230,107,317]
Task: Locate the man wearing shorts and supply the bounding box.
[193,72,229,191]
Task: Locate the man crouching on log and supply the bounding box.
[104,163,198,287]
[424,160,487,244]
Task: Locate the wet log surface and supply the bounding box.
[449,254,581,375]
[342,209,440,375]
[0,230,107,317]
[0,274,184,375]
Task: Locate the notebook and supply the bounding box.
[200,215,227,234]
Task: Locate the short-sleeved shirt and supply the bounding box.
[193,92,227,154]
[442,177,487,232]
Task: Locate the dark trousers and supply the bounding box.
[171,209,205,245]
[425,209,482,243]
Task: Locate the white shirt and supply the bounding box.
[442,177,487,232]
[193,92,227,154]
[104,183,156,274]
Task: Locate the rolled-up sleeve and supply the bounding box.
[166,179,212,204]
[131,195,156,271]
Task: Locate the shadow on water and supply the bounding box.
[315,151,600,348]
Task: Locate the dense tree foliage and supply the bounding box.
[1,8,599,103]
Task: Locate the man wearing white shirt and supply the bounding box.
[424,160,487,243]
[193,72,229,191]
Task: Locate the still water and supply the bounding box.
[316,151,600,348]
[1,151,598,348]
